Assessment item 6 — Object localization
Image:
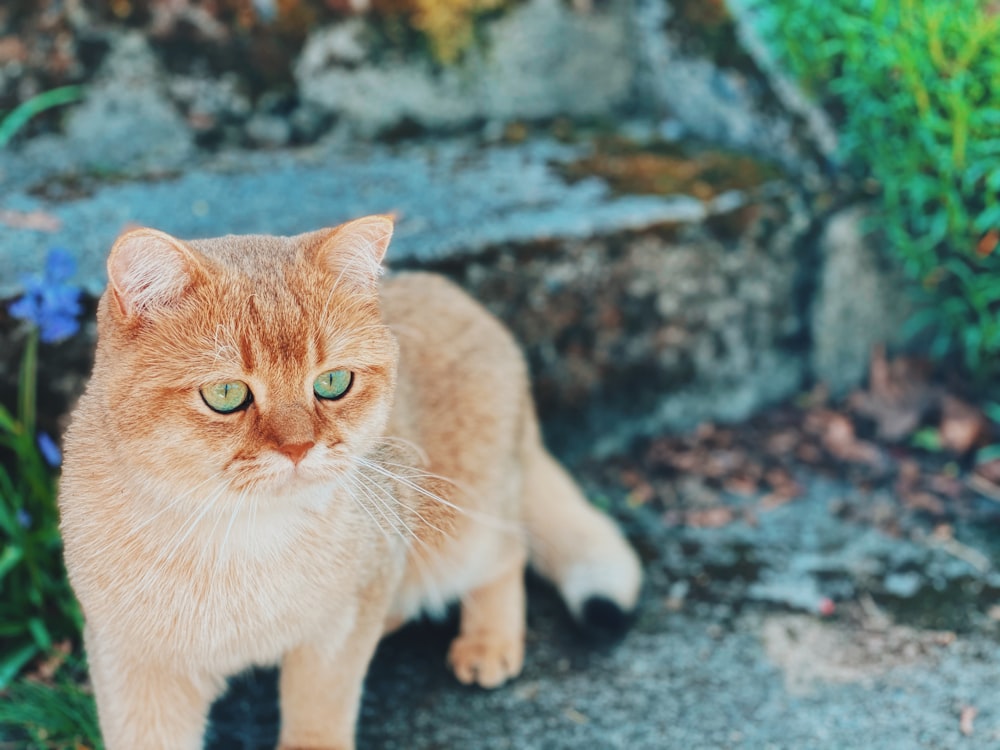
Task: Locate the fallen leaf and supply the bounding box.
[939,395,986,454]
[895,459,921,493]
[822,413,883,466]
[685,507,735,528]
[927,472,963,499]
[724,475,759,496]
[758,492,795,510]
[795,442,823,464]
[900,491,945,516]
[764,466,801,498]
[27,639,71,682]
[959,705,977,737]
[851,345,939,441]
[765,429,799,456]
[0,208,62,232]
[625,483,655,507]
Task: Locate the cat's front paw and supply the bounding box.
[447,631,524,689]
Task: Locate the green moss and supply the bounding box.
[560,136,782,200]
[746,0,1000,377]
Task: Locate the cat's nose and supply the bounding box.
[278,441,315,465]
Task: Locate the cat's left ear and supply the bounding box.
[309,215,394,291]
[107,227,206,320]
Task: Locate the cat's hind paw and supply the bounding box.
[447,631,524,689]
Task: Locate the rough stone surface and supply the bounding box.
[204,475,1000,749]
[632,0,833,176]
[295,0,634,135]
[415,189,810,457]
[0,136,811,452]
[167,71,253,141]
[811,205,914,396]
[16,33,194,177]
[0,138,715,298]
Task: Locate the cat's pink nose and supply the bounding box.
[278,441,315,465]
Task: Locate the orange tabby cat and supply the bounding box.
[59,216,642,750]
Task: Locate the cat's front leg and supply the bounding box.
[86,631,220,750]
[278,607,386,750]
[447,550,528,689]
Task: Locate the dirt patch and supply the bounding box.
[761,612,954,695]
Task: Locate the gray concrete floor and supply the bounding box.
[206,475,1000,749]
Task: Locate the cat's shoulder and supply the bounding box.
[379,271,485,320]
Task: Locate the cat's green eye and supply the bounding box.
[200,381,252,413]
[314,370,353,401]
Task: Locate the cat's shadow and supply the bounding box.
[204,576,600,750]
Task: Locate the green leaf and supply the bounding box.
[0,643,38,690]
[0,85,85,149]
[976,443,1000,464]
[27,617,52,651]
[912,427,943,452]
[0,403,16,434]
[983,403,1000,424]
[0,544,24,581]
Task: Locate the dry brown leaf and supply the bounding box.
[702,450,742,478]
[685,507,735,528]
[973,457,1000,485]
[939,394,986,454]
[968,469,1000,503]
[765,429,799,456]
[900,491,945,516]
[724,475,759,496]
[764,467,801,498]
[928,472,963,499]
[896,459,921,493]
[27,639,72,683]
[0,36,27,64]
[960,705,977,737]
[758,492,795,511]
[0,208,62,232]
[625,483,655,507]
[851,345,940,441]
[803,407,835,436]
[822,413,883,466]
[795,442,823,464]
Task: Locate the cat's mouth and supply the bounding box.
[229,450,349,493]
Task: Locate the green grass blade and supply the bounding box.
[0,85,85,148]
[0,643,38,690]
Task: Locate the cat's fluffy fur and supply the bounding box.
[59,216,642,750]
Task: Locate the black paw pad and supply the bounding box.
[578,596,634,642]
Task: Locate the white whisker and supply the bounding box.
[215,487,247,568]
[353,466,450,542]
[355,456,520,535]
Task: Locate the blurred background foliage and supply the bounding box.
[747,0,1000,377]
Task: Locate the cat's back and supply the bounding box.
[379,272,527,393]
[379,271,531,481]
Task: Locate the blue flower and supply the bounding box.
[9,248,82,343]
[37,432,62,468]
[16,508,31,529]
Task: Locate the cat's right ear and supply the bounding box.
[308,215,394,293]
[107,228,204,320]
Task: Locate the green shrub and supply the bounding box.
[743,0,1000,374]
[0,657,102,750]
[1,249,84,688]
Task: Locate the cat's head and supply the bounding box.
[94,216,399,504]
